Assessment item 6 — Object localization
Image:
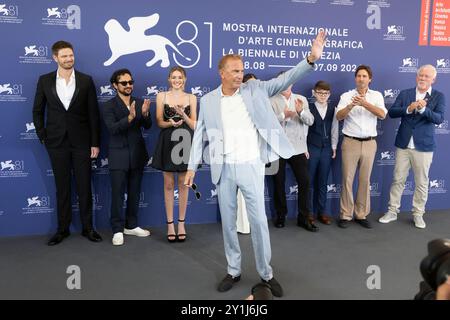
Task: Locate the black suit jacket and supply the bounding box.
[32,70,100,148]
[102,96,152,170]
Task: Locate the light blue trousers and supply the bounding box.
[216,160,273,281]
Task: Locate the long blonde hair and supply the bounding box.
[168,66,187,90]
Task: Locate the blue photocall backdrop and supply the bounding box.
[0,0,449,237]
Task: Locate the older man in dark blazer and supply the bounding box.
[33,40,102,245]
[102,69,152,246]
[379,65,445,229]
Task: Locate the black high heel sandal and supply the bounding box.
[177,219,187,242]
[167,221,177,243]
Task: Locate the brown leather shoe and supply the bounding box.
[318,215,332,225]
[298,216,319,232]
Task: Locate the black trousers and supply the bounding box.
[46,137,93,233]
[109,168,143,233]
[272,153,310,219]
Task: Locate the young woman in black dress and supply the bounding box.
[152,66,197,242]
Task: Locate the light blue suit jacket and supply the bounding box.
[188,59,314,184]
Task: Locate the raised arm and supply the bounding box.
[260,31,327,97]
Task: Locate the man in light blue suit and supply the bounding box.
[185,31,326,297]
[379,65,445,229]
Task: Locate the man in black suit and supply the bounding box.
[32,40,102,245]
[102,69,152,246]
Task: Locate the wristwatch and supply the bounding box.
[306,56,315,66]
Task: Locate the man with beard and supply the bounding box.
[335,65,387,229]
[102,69,152,246]
[33,41,102,245]
[379,65,445,229]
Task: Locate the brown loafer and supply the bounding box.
[318,215,332,225]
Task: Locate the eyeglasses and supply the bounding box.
[117,80,134,86]
[315,91,330,96]
[189,183,201,200]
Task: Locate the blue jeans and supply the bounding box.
[308,145,332,215]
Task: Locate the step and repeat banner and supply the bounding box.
[0,0,449,236]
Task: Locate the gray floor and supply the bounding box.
[1,210,449,300]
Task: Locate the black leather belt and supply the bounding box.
[344,134,376,142]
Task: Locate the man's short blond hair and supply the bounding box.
[218,54,243,70]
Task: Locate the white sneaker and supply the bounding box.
[379,212,397,223]
[124,227,150,237]
[413,216,426,229]
[112,232,124,246]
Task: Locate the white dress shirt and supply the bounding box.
[336,88,387,138]
[220,88,260,163]
[56,70,76,110]
[406,87,432,149]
